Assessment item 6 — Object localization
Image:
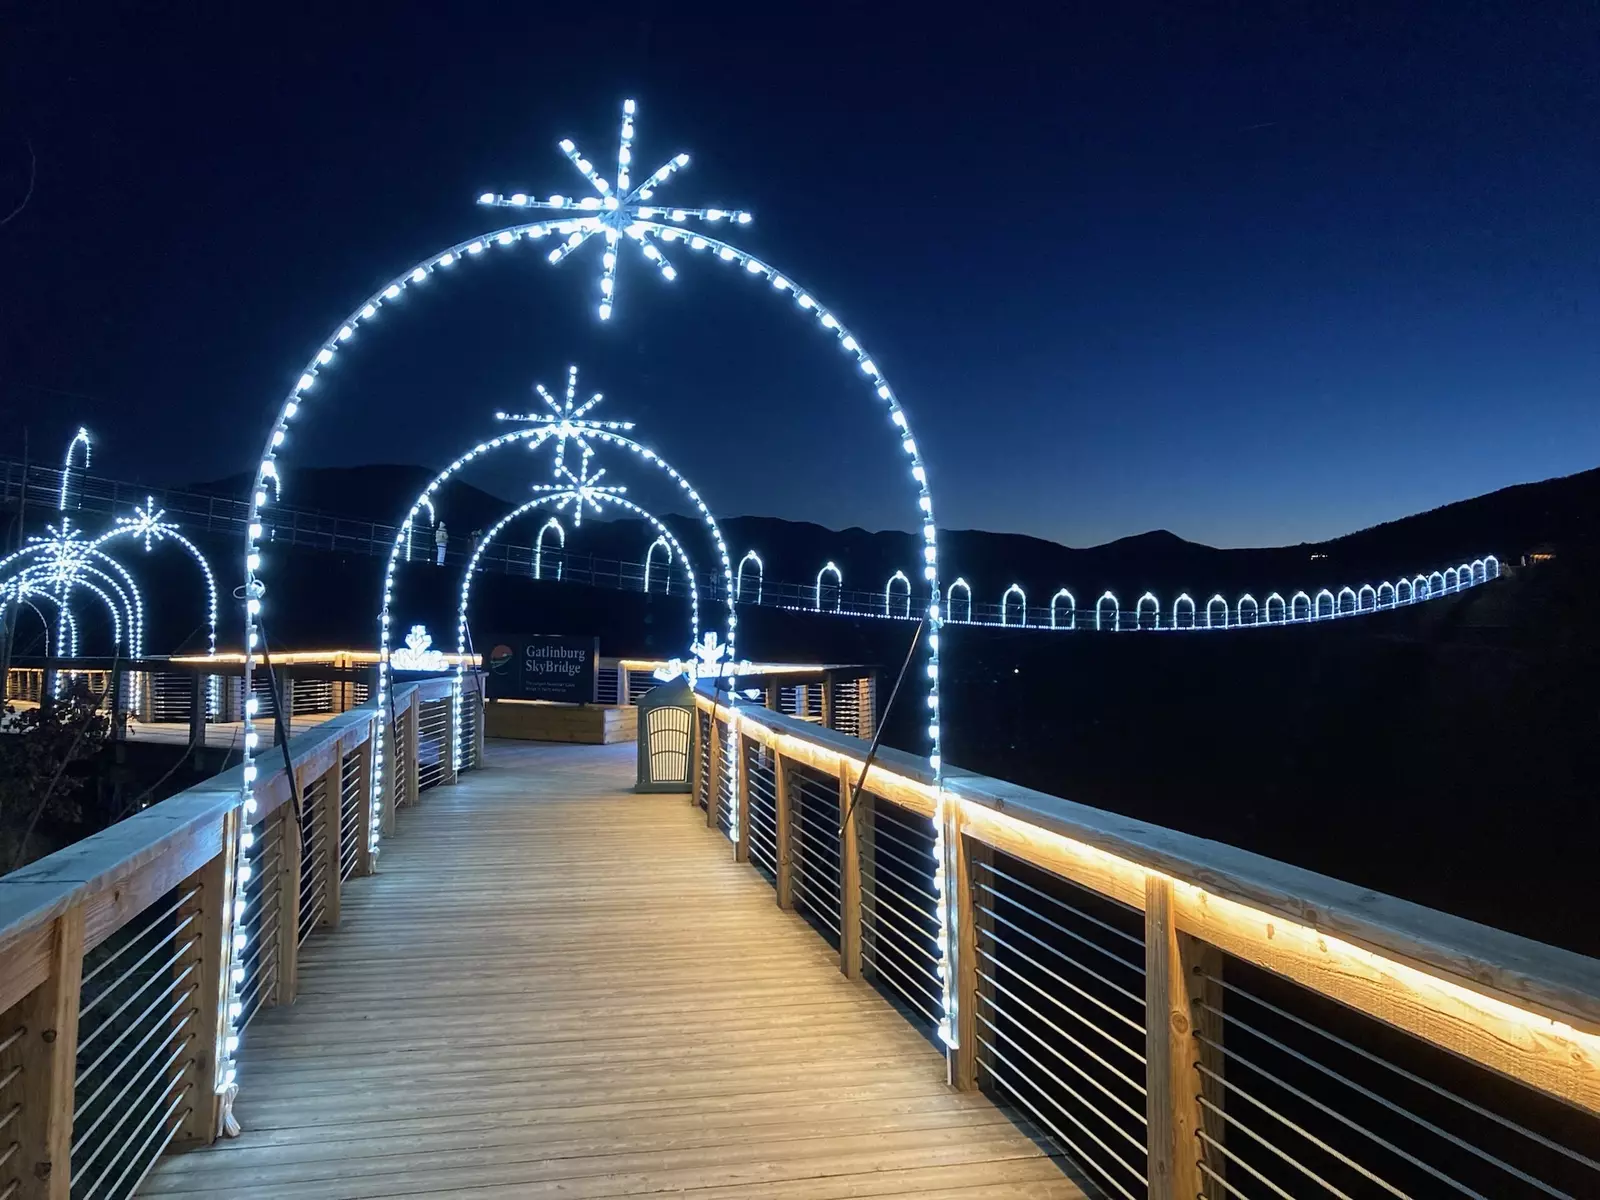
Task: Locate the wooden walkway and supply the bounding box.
[141,740,1078,1199]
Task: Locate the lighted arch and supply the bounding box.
[2,576,124,649]
[0,540,145,668]
[459,494,701,660]
[1484,555,1499,579]
[1265,593,1286,623]
[1358,584,1376,611]
[1443,568,1458,592]
[1205,595,1228,629]
[91,523,218,659]
[1291,591,1312,621]
[6,594,70,658]
[947,578,973,624]
[1049,588,1075,630]
[1173,593,1196,629]
[736,551,763,604]
[884,570,912,619]
[1377,582,1395,607]
[238,109,952,1092]
[1456,563,1472,590]
[645,535,673,594]
[1470,559,1486,585]
[534,517,565,580]
[815,562,843,613]
[1095,591,1119,632]
[59,427,90,511]
[1237,594,1259,626]
[1413,574,1430,599]
[1396,579,1413,604]
[1315,589,1335,619]
[405,494,438,562]
[1000,584,1026,627]
[1428,572,1444,596]
[380,425,736,853]
[1136,592,1159,630]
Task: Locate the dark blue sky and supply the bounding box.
[4,2,1597,547]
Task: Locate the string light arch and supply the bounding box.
[736,551,763,604]
[814,562,842,612]
[533,517,565,580]
[1050,588,1075,630]
[884,570,911,619]
[236,97,950,1104]
[644,535,674,594]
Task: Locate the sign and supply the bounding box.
[485,635,598,703]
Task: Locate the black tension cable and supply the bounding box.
[840,616,925,837]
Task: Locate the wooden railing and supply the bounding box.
[0,674,474,1199]
[694,688,1600,1199]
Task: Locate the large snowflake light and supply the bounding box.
[529,447,625,527]
[477,98,751,320]
[495,363,633,475]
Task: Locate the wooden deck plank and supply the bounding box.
[141,741,1078,1198]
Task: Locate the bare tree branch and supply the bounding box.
[0,139,36,229]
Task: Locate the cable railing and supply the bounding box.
[0,672,474,1199]
[692,687,1600,1200]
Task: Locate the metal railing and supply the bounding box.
[693,688,1600,1200]
[2,456,1502,635]
[0,672,477,1199]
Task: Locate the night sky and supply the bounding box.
[4,3,1597,548]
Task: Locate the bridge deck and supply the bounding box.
[141,741,1077,1199]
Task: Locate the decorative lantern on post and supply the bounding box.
[634,677,695,792]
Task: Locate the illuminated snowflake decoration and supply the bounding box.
[115,496,181,552]
[529,447,624,528]
[27,521,89,587]
[389,624,450,672]
[477,98,752,320]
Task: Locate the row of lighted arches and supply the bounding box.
[943,558,1500,628]
[726,555,1500,626]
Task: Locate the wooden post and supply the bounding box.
[444,688,459,785]
[820,676,833,730]
[172,812,239,1146]
[705,718,722,829]
[351,728,375,878]
[1145,874,1209,1200]
[272,802,302,1007]
[188,672,206,767]
[949,811,981,1091]
[734,733,750,863]
[837,762,862,979]
[764,679,780,712]
[4,905,85,1199]
[689,710,704,809]
[773,751,794,910]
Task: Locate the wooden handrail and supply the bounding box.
[695,687,1600,1119]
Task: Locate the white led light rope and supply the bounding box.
[814,562,842,612]
[884,570,911,618]
[736,551,763,604]
[533,517,565,580]
[644,536,673,595]
[454,492,703,769]
[1000,583,1026,627]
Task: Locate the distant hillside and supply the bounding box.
[188,463,1600,598]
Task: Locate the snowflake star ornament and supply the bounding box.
[116,496,180,552]
[28,521,88,586]
[528,446,625,527]
[477,98,752,320]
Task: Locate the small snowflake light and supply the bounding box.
[29,521,89,586]
[115,496,180,552]
[529,445,624,527]
[478,98,752,320]
[496,364,635,476]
